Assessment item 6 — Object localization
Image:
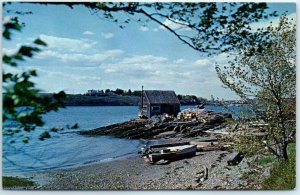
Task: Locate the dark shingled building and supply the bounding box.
[140,90,180,118]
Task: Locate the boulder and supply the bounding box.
[205,114,225,124]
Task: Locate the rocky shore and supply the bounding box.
[80,108,232,139]
[7,108,270,190]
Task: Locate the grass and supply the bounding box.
[262,143,296,190]
[2,176,35,188]
[257,155,276,165]
[225,117,236,125]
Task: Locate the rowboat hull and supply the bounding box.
[143,145,197,163]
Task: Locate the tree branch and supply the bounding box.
[136,9,201,52]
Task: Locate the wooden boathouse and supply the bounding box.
[140,89,180,118]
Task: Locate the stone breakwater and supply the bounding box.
[80,108,232,139]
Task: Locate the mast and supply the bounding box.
[141,85,144,115]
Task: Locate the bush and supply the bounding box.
[2,176,35,188]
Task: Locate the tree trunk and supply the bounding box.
[277,140,288,161]
[275,99,289,161]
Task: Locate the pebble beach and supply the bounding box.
[27,149,257,190]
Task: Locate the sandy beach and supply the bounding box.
[27,149,258,190]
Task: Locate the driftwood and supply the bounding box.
[226,151,244,166]
[195,166,208,183]
[249,123,269,128]
[197,145,223,152]
[194,142,231,152]
[189,141,218,147]
[169,121,198,126]
[204,130,229,135]
[149,142,190,149]
[246,132,268,137]
[192,137,218,142]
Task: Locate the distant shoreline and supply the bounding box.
[41,93,205,107]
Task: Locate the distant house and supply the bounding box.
[140,90,180,118]
[86,89,105,96]
[106,91,117,96]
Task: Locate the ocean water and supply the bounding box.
[3,105,246,176]
[2,106,140,176]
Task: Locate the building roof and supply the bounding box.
[143,90,180,104]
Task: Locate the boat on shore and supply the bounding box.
[142,144,197,164]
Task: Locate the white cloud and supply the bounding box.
[83,31,95,35]
[37,49,124,63]
[173,58,186,64]
[103,49,124,57]
[250,12,296,31]
[101,55,168,76]
[2,63,19,73]
[122,55,168,64]
[99,54,213,90]
[159,19,191,31]
[139,26,149,32]
[104,68,118,73]
[36,50,59,59]
[214,53,231,64]
[101,32,114,39]
[39,34,97,52]
[100,55,170,80]
[38,69,101,82]
[71,66,98,71]
[2,47,17,55]
[194,59,212,67]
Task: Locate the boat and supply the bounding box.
[142,144,197,164]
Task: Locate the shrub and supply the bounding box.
[2,176,35,188]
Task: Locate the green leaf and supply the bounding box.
[33,38,47,46]
[23,137,29,144]
[50,127,58,132]
[3,30,11,40]
[18,46,40,57]
[28,69,37,76]
[71,123,79,129]
[39,131,51,141]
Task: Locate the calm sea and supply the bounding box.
[2,105,245,176]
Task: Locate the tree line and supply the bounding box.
[85,88,141,96]
[85,89,208,104]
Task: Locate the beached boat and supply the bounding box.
[143,144,197,164]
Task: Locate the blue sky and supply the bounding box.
[2,2,296,99]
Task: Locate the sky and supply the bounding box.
[2,2,296,100]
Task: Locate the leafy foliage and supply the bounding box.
[2,17,66,142]
[215,15,296,160]
[235,134,263,156]
[2,17,22,40]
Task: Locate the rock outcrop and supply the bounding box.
[80,108,232,139]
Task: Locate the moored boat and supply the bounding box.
[143,144,197,164]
